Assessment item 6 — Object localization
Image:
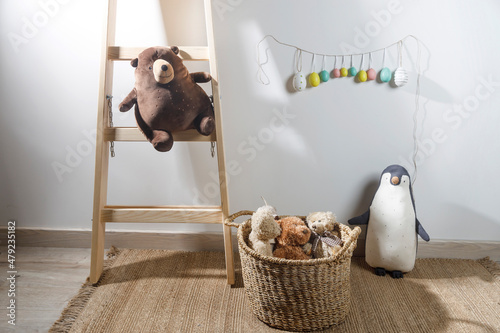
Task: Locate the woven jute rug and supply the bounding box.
[51,247,500,333]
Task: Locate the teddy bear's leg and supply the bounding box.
[194,112,215,136]
[151,130,174,152]
[134,107,172,151]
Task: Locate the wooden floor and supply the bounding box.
[0,247,92,332]
[1,247,499,332]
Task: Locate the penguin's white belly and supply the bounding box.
[365,198,417,272]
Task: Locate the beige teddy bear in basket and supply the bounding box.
[248,204,281,257]
[305,211,343,259]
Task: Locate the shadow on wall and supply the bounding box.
[346,178,379,239]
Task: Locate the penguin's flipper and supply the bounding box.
[416,219,430,242]
[348,210,370,225]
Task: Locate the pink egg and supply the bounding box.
[332,68,341,78]
[367,68,376,80]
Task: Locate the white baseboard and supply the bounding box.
[1,228,499,261]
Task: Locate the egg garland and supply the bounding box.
[264,36,416,91]
[290,46,408,86]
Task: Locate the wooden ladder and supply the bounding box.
[90,0,235,285]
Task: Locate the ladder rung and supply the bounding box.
[102,205,223,224]
[108,46,210,61]
[104,127,216,142]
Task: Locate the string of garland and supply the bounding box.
[256,34,423,185]
[257,34,420,89]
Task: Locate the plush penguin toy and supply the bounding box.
[349,164,430,278]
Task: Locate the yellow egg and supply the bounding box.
[309,72,320,87]
[358,70,367,82]
[340,67,348,77]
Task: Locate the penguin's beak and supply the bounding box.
[391,176,400,185]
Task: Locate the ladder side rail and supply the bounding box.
[90,0,118,284]
[204,0,235,285]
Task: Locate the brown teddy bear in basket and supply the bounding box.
[273,217,312,260]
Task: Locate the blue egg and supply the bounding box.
[348,67,357,76]
[380,67,391,82]
[319,70,329,82]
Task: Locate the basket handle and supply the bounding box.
[337,226,362,257]
[224,210,254,228]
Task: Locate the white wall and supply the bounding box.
[1,0,499,241]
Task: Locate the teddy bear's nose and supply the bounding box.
[161,64,168,72]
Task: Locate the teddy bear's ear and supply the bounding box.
[170,46,179,55]
[130,58,138,68]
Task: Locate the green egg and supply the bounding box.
[349,67,357,76]
[380,67,391,82]
[319,70,329,82]
[309,72,320,87]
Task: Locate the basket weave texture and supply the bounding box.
[226,211,361,332]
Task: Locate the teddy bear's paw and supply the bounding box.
[198,116,215,136]
[151,130,174,152]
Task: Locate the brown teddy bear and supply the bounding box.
[273,216,312,260]
[119,46,215,152]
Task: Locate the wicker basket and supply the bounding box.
[226,211,361,332]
